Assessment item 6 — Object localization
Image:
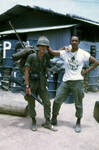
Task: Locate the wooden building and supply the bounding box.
[0,4,99,92]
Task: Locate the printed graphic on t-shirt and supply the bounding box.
[68,57,79,70]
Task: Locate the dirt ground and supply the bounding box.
[0,89,98,150]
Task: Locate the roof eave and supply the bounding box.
[0,24,77,35]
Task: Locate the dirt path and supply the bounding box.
[0,89,98,150]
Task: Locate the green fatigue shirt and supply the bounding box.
[25,50,53,87]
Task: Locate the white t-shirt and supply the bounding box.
[60,48,90,81]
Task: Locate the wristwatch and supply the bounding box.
[26,85,29,88]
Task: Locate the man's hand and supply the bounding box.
[81,69,88,76]
[47,47,60,56]
[60,45,71,52]
[64,46,71,51]
[47,46,52,51]
[26,87,31,95]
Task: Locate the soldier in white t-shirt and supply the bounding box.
[48,36,99,132]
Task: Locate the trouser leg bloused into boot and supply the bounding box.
[52,82,70,125]
[39,87,57,131]
[71,80,84,119]
[39,86,51,123]
[70,80,84,133]
[24,95,36,120]
[24,94,37,131]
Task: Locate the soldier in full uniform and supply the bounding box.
[24,36,56,131]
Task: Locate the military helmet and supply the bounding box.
[37,36,49,47]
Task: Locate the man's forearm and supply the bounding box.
[82,57,99,76]
[48,47,60,56]
[87,62,99,73]
[87,56,99,73]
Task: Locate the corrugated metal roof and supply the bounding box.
[0,5,99,26]
[0,4,99,35]
[0,24,76,35]
[70,15,99,26]
[0,5,66,22]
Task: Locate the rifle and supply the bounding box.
[9,21,25,48]
[9,20,36,62]
[10,76,43,106]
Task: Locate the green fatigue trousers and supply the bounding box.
[24,79,51,122]
[52,80,84,119]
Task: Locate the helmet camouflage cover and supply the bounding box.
[37,36,49,47]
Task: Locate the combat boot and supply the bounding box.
[75,118,81,133]
[42,120,57,132]
[51,101,60,125]
[51,116,57,125]
[32,118,37,131]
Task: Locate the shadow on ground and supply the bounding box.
[8,117,91,131]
